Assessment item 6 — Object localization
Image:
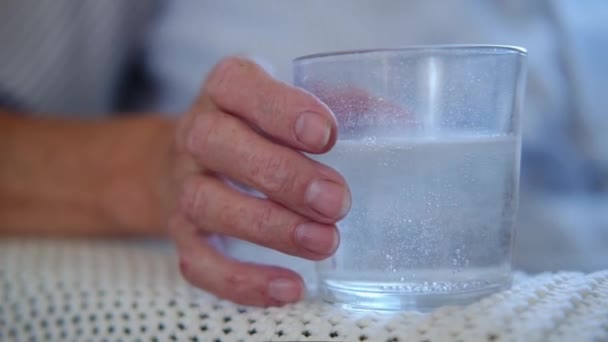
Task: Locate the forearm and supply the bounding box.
[0,111,176,236]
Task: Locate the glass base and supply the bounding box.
[318,277,511,311]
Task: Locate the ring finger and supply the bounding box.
[179,173,340,259]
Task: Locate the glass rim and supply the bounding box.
[294,45,527,63]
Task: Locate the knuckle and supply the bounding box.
[222,272,254,303]
[250,153,295,195]
[185,113,216,157]
[216,201,242,233]
[176,248,211,293]
[206,56,255,97]
[250,205,275,236]
[177,257,192,280]
[179,261,198,287]
[179,176,209,222]
[258,89,285,125]
[248,203,299,252]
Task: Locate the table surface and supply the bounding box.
[1,238,607,342]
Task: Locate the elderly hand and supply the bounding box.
[168,57,351,306]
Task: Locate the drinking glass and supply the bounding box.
[294,45,527,310]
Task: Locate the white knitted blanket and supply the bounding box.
[1,239,606,341]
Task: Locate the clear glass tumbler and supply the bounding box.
[294,46,527,310]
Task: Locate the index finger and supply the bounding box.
[201,56,338,153]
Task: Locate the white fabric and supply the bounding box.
[1,239,607,341]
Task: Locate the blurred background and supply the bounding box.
[1,0,606,272]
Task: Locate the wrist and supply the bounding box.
[101,116,177,236]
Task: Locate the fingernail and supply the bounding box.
[268,279,301,303]
[295,222,339,255]
[306,180,351,220]
[295,112,331,150]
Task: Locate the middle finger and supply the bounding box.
[185,110,351,223]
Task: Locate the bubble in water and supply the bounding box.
[373,280,493,293]
[363,136,377,146]
[313,134,517,304]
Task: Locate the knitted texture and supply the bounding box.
[1,239,607,341]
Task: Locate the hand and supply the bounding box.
[168,57,351,306]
